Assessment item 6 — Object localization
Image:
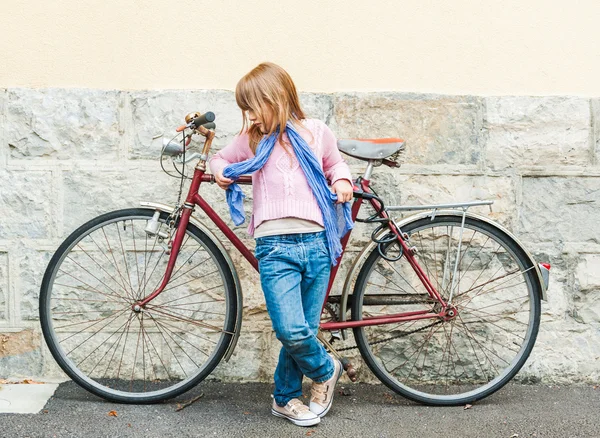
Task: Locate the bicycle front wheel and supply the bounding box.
[351,215,541,405]
[40,208,237,403]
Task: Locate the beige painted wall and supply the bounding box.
[1,0,599,96]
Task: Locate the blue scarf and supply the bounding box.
[222,122,354,266]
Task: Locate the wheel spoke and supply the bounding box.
[416,230,440,293]
[155,284,224,306]
[140,248,167,298]
[53,275,129,305]
[167,244,208,284]
[139,316,173,381]
[65,308,130,356]
[149,315,218,346]
[130,220,142,300]
[55,306,128,332]
[145,312,190,378]
[150,317,211,357]
[140,228,163,297]
[61,257,130,304]
[149,302,225,317]
[454,266,533,302]
[382,260,422,296]
[81,313,136,370]
[145,306,231,334]
[75,242,131,298]
[130,315,143,392]
[86,234,132,295]
[102,313,136,380]
[161,269,220,294]
[102,227,136,301]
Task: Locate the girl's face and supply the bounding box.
[247,107,273,134]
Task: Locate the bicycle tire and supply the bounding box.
[351,214,541,406]
[40,208,237,404]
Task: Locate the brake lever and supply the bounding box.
[176,122,195,133]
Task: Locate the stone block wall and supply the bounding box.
[0,88,598,383]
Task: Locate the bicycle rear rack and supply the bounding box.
[354,181,496,302]
[354,178,494,264]
[386,200,494,215]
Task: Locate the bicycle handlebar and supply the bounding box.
[167,111,217,171]
[201,122,216,130]
[176,111,217,132]
[191,112,215,128]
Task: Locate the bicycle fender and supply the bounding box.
[140,201,243,362]
[339,210,547,325]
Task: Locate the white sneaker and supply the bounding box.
[271,398,320,427]
[309,357,343,417]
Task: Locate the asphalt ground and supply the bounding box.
[1,381,598,438]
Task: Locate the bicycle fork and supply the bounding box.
[134,206,193,310]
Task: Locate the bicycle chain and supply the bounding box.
[332,320,443,352]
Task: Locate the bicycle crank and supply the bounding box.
[317,331,358,382]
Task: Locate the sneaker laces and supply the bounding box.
[287,399,310,415]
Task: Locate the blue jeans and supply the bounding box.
[255,231,335,407]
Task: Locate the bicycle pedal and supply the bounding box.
[339,357,358,382]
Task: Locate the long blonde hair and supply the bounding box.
[235,62,307,153]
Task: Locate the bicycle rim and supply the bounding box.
[352,215,541,405]
[40,208,236,403]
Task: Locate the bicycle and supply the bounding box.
[39,111,550,406]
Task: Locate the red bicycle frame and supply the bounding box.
[136,131,449,330]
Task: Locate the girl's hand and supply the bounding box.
[331,179,354,204]
[215,170,234,190]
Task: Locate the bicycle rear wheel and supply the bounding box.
[40,208,237,403]
[351,215,541,405]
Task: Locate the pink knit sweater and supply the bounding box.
[209,119,353,235]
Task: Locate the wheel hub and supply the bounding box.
[443,305,459,321]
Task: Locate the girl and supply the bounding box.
[209,62,354,427]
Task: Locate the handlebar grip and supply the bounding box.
[201,122,216,130]
[191,112,216,128]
